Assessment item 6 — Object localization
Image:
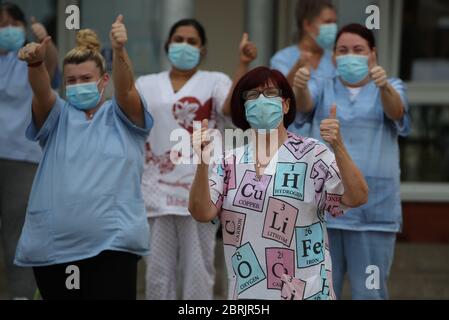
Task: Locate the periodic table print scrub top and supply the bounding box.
[209,132,347,300]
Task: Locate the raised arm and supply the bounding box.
[110,14,145,128]
[293,66,314,114]
[30,17,59,81]
[370,65,405,121]
[222,33,258,116]
[189,120,220,223]
[320,104,369,208]
[286,51,312,87]
[18,37,56,130]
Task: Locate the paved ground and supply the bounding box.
[1,240,448,300]
[170,240,449,300]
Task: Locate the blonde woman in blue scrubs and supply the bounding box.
[271,0,337,138]
[271,0,337,82]
[294,23,411,300]
[0,2,58,300]
[14,15,153,300]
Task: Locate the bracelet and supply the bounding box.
[28,61,44,68]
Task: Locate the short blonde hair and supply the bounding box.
[63,29,107,75]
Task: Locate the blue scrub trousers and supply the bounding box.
[328,229,396,300]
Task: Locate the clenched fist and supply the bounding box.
[110,15,128,50]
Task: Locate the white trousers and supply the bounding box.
[145,215,218,300]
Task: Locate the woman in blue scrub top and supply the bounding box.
[271,0,337,84]
[0,2,59,300]
[294,23,411,300]
[270,0,337,138]
[14,15,153,300]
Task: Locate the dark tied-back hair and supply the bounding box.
[231,67,297,131]
[0,2,27,27]
[164,18,207,53]
[335,23,376,50]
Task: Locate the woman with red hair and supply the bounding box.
[189,66,368,300]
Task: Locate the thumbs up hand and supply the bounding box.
[239,32,258,64]
[110,14,128,50]
[293,51,313,90]
[18,36,51,65]
[293,66,311,90]
[370,65,388,88]
[192,119,214,165]
[320,104,342,148]
[30,17,49,43]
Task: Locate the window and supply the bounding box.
[397,0,449,186]
[294,0,449,193]
[400,105,449,183]
[2,0,58,44]
[400,0,449,82]
[80,0,163,76]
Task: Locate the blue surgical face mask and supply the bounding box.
[66,80,104,111]
[245,96,284,132]
[168,43,201,71]
[315,23,337,51]
[336,54,370,85]
[0,26,26,52]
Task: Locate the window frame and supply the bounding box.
[381,0,449,202]
[277,0,449,202]
[56,0,449,202]
[57,0,79,69]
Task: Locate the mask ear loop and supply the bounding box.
[97,78,106,101]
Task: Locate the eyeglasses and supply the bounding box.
[242,88,282,101]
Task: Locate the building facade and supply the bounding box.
[4,0,449,242]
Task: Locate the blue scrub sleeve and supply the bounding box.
[270,47,302,76]
[270,54,290,76]
[26,92,63,147]
[388,78,411,137]
[112,94,154,137]
[308,76,324,112]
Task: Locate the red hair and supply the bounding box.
[231,67,297,130]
